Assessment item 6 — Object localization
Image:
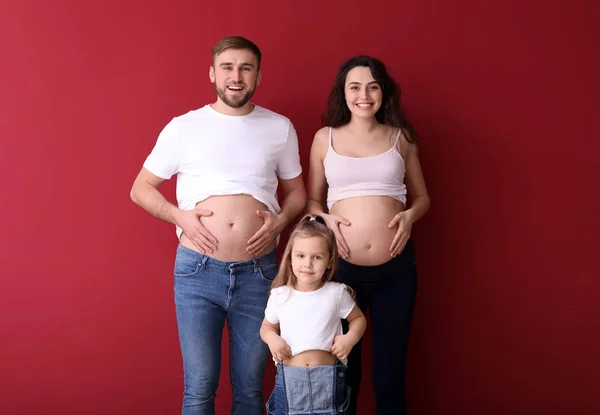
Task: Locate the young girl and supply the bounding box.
[260,215,367,415]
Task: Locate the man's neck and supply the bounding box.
[210,100,255,116]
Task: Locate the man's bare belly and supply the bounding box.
[330,196,405,266]
[283,350,337,368]
[180,194,275,262]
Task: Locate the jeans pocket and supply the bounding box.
[257,263,278,283]
[174,252,200,277]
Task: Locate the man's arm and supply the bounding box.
[130,167,218,253]
[130,167,177,223]
[276,174,307,230]
[247,174,307,255]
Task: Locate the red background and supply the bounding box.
[1,0,599,414]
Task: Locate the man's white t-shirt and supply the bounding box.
[264,282,356,359]
[143,104,302,237]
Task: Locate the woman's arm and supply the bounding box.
[388,133,431,256]
[307,127,352,259]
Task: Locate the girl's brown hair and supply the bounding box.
[270,215,339,290]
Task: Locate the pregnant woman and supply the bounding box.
[307,55,430,415]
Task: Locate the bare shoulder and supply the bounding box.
[314,126,330,143]
[311,126,330,158]
[399,128,418,159]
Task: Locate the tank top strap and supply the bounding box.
[394,128,402,145]
[329,126,334,147]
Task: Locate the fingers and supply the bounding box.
[389,230,402,254]
[247,231,270,255]
[199,225,218,245]
[337,241,349,260]
[195,208,213,217]
[335,215,351,227]
[395,237,408,257]
[194,228,218,252]
[330,345,348,360]
[247,226,267,246]
[390,234,409,257]
[256,209,271,219]
[331,227,350,259]
[388,214,400,229]
[337,235,350,258]
[248,240,269,257]
[187,228,217,253]
[248,222,277,255]
[282,344,291,357]
[191,239,206,255]
[272,345,292,363]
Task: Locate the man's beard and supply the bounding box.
[215,84,255,109]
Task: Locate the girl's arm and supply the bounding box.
[260,318,292,364]
[331,306,367,361]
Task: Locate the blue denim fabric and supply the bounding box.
[174,245,277,415]
[266,363,350,415]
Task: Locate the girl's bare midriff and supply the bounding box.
[330,196,405,266]
[283,350,337,368]
[180,194,275,262]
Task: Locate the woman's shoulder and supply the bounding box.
[313,126,330,142]
[397,127,418,158]
[310,127,331,159]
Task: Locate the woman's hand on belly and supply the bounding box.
[247,210,284,257]
[321,213,352,260]
[173,207,218,254]
[331,197,406,266]
[388,210,414,258]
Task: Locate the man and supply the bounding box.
[130,36,306,415]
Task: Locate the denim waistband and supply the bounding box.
[176,244,277,271]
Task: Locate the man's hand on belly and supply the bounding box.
[247,210,282,256]
[174,208,219,254]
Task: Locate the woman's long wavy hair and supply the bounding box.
[322,55,418,144]
[270,215,339,291]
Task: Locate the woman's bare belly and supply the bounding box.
[283,350,337,368]
[330,196,405,266]
[180,194,275,262]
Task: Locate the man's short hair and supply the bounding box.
[212,36,262,69]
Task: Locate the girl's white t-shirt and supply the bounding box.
[264,282,356,357]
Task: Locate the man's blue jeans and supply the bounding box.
[173,245,277,415]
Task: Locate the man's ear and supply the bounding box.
[209,66,215,83]
[256,69,262,85]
